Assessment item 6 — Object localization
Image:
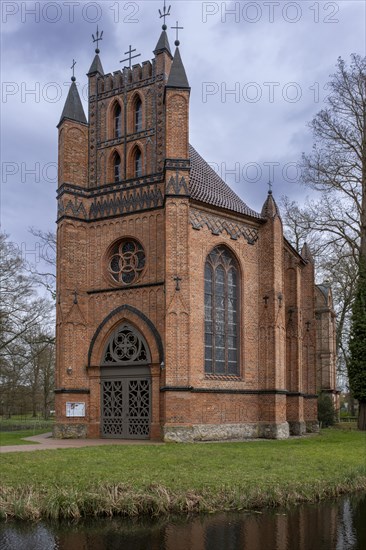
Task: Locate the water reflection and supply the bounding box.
[1,493,365,550]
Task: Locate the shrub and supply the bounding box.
[318,393,336,427]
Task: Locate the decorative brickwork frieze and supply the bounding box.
[189,208,259,244]
[89,184,164,219]
[166,171,189,196]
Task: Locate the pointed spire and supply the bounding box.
[58,81,87,127]
[301,242,314,264]
[89,26,105,76]
[261,190,281,220]
[88,53,104,76]
[166,47,190,89]
[154,29,172,57]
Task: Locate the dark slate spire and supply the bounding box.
[166,47,190,89]
[154,29,172,56]
[88,53,104,76]
[58,81,87,127]
[301,242,314,264]
[90,25,104,74]
[261,190,281,220]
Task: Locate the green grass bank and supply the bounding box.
[0,430,46,446]
[1,429,365,520]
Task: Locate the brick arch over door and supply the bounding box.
[88,304,164,368]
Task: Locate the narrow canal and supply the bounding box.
[1,493,365,549]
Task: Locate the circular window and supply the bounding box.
[108,239,146,285]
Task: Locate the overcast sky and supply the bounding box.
[1,0,365,259]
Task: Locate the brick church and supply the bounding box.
[54,20,337,441]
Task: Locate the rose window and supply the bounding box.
[108,240,146,285]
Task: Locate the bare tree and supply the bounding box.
[0,232,55,417]
[281,197,357,391]
[298,53,366,428]
[28,227,56,299]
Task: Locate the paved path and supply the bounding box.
[0,432,162,453]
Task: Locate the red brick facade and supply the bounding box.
[54,33,337,441]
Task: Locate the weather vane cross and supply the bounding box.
[92,25,103,54]
[70,59,76,81]
[120,45,141,69]
[171,21,183,46]
[159,0,171,30]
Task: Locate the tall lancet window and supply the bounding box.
[134,148,142,177]
[113,152,121,182]
[114,103,122,138]
[204,246,239,375]
[135,97,142,132]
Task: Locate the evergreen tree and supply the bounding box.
[348,262,366,430]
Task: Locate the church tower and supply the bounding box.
[54,11,334,440]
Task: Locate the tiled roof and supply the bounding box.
[189,145,261,219]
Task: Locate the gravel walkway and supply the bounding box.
[0,432,162,453]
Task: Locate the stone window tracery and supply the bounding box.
[108,239,146,285]
[204,246,239,375]
[103,324,149,364]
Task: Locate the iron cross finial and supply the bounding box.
[71,59,76,82]
[173,275,182,291]
[120,45,141,69]
[159,0,171,30]
[92,25,103,54]
[268,180,273,194]
[171,20,183,46]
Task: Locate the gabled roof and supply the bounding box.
[189,145,261,219]
[58,81,87,127]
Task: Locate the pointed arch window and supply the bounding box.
[113,151,121,182]
[204,246,239,375]
[114,103,122,138]
[134,148,142,177]
[135,97,142,132]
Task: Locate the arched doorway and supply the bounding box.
[100,323,151,439]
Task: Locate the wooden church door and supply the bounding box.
[100,324,151,439]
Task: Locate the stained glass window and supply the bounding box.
[108,239,145,285]
[204,247,239,375]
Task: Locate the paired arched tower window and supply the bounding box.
[113,103,122,138]
[135,97,142,132]
[113,151,121,182]
[204,246,239,375]
[134,148,142,177]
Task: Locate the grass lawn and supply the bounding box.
[0,429,365,519]
[0,430,46,447]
